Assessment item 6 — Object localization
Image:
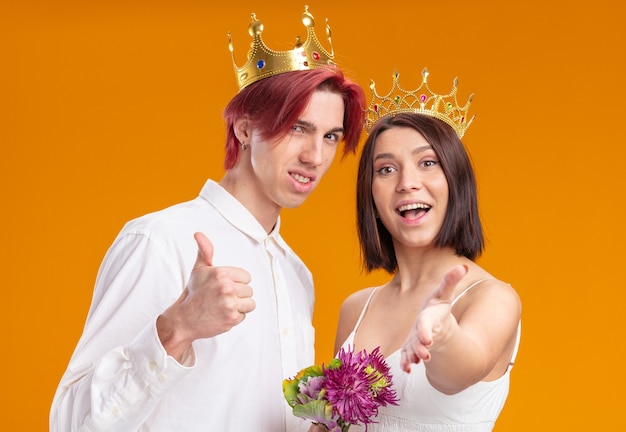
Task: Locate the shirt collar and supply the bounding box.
[199,179,287,254]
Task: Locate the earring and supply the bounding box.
[241,142,249,150]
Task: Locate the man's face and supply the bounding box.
[247,89,346,211]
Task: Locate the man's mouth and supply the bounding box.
[291,173,312,184]
[396,202,431,218]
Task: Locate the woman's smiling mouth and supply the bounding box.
[396,202,431,218]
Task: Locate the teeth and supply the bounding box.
[292,173,311,184]
[397,203,430,212]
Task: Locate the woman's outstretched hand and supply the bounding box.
[399,265,468,373]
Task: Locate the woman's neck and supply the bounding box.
[392,246,467,293]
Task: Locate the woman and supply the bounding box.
[333,93,521,431]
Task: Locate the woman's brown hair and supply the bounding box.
[357,113,484,273]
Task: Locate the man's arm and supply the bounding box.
[50,231,254,431]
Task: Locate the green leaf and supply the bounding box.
[292,399,334,423]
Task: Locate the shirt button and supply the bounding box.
[149,361,157,371]
[112,406,121,416]
[158,373,167,382]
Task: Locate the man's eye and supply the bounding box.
[325,133,340,142]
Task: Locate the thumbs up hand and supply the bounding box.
[157,232,255,362]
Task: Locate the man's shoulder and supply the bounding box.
[111,193,230,254]
[124,178,221,230]
[124,196,208,230]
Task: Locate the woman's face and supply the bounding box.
[371,126,449,250]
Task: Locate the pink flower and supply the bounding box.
[324,347,399,426]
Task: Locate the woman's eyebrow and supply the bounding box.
[374,152,394,161]
[413,145,432,154]
[374,145,432,161]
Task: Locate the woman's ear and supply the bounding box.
[233,116,251,145]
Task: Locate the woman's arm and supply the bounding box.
[400,265,521,394]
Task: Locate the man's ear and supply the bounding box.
[233,116,251,145]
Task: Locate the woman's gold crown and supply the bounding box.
[228,5,336,92]
[366,68,475,138]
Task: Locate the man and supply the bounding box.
[50,6,365,431]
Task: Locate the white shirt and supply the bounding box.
[50,179,315,432]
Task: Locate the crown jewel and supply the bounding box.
[228,6,337,91]
[366,68,474,138]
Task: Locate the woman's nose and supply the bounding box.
[396,168,423,192]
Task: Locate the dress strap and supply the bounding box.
[508,321,522,370]
[451,279,489,306]
[358,280,487,329]
[353,288,378,332]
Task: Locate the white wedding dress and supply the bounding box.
[341,281,521,432]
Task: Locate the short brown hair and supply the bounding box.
[356,113,484,273]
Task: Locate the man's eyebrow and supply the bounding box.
[295,119,344,134]
[295,119,316,129]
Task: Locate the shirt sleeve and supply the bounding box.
[50,229,195,432]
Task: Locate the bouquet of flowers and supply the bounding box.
[283,346,399,432]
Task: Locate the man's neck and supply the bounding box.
[219,170,280,234]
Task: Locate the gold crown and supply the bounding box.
[365,68,474,138]
[228,5,337,91]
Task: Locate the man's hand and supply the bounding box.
[157,232,255,362]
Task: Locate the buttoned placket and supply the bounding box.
[264,236,297,379]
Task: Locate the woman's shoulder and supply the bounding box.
[335,287,379,346]
[339,287,377,327]
[456,265,522,317]
[465,264,519,294]
[340,286,379,315]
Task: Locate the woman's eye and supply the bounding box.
[376,166,395,175]
[292,125,304,133]
[421,160,439,168]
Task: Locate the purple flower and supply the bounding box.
[323,347,399,426]
[284,346,398,431]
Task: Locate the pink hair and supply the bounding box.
[222,68,366,169]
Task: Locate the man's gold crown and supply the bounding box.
[228,5,336,91]
[365,68,474,138]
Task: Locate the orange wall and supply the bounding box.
[2,0,625,430]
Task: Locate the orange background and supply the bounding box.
[2,0,625,430]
